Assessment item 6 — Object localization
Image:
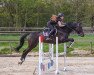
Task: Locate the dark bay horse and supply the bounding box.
[14,22,84,64]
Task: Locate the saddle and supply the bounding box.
[43,27,57,37]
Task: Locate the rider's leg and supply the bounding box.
[49,29,55,37]
[46,29,55,40]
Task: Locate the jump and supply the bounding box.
[14,22,84,64]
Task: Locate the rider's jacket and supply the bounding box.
[47,17,63,29]
[47,20,57,29]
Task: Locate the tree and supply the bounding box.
[0,0,94,27]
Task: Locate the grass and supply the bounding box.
[0,34,20,40]
[69,34,94,50]
[0,34,94,54]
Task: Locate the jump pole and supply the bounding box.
[49,44,54,66]
[55,37,59,74]
[64,43,67,71]
[51,44,54,65]
[38,36,67,75]
[39,35,55,75]
[49,44,54,60]
[39,36,43,75]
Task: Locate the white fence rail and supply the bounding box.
[0,27,93,33]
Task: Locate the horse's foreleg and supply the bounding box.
[68,41,74,48]
[67,38,74,48]
[61,38,74,48]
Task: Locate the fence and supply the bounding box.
[0,27,94,55]
[0,27,93,42]
[0,27,94,33]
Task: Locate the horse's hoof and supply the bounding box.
[13,48,20,53]
[18,62,23,65]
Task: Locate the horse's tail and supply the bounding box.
[14,33,30,52]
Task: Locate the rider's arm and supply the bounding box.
[58,21,65,27]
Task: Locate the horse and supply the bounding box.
[14,22,84,64]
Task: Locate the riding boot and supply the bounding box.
[46,34,51,40]
[46,29,55,40]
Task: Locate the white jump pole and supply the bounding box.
[39,36,43,75]
[49,44,54,61]
[55,37,59,74]
[51,44,54,60]
[48,44,54,69]
[49,44,52,56]
[64,43,67,71]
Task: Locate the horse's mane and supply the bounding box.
[59,22,74,29]
[58,22,78,33]
[66,22,75,27]
[65,22,79,30]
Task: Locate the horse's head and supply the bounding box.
[74,23,84,37]
[66,22,84,37]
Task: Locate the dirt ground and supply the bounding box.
[0,56,94,75]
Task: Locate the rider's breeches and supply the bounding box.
[49,28,56,37]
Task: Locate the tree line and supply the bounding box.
[0,0,94,28]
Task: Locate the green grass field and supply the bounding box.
[0,34,94,54]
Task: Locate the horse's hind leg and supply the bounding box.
[18,38,38,65]
[18,47,31,65]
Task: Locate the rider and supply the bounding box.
[46,13,65,40]
[57,13,65,27]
